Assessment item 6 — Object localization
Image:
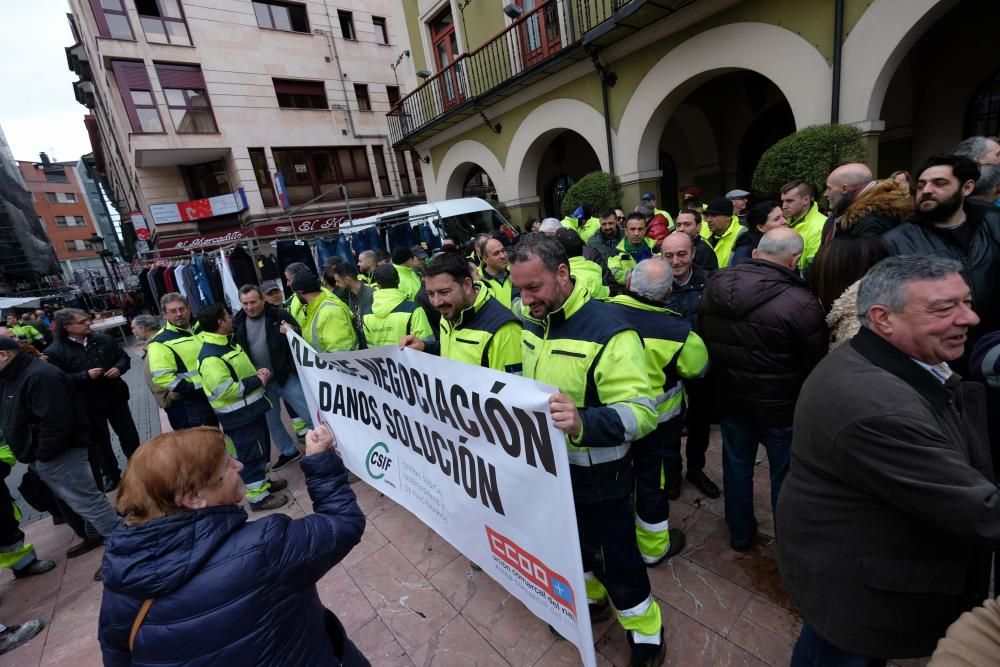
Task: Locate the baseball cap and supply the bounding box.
[725,189,750,200]
[410,245,429,259]
[260,279,281,294]
[640,192,656,201]
[705,197,734,216]
[682,186,702,200]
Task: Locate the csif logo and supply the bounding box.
[365,442,393,480]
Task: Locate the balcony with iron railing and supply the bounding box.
[387,0,695,147]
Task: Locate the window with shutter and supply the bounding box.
[354,84,371,112]
[273,79,328,109]
[111,61,164,133]
[154,64,218,133]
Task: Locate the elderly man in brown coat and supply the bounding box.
[778,255,996,665]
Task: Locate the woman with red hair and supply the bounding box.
[98,425,368,666]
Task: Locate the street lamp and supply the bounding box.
[89,233,125,311]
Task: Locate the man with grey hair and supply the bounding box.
[953,136,1000,203]
[699,227,826,552]
[537,217,562,235]
[606,259,708,568]
[45,308,139,491]
[147,292,218,428]
[778,255,997,663]
[133,314,187,432]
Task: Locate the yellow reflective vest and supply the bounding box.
[520,283,657,486]
[560,216,600,243]
[146,321,204,397]
[393,264,422,301]
[362,288,433,348]
[700,218,746,268]
[569,256,609,299]
[302,292,358,353]
[197,331,268,429]
[788,202,827,269]
[604,294,708,422]
[428,283,522,374]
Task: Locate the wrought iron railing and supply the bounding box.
[387,0,634,144]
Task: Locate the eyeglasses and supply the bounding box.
[616,216,625,222]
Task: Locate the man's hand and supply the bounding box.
[87,368,104,379]
[256,368,271,386]
[549,391,582,438]
[305,425,339,456]
[279,323,289,335]
[104,367,121,380]
[399,335,425,352]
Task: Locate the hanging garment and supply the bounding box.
[204,256,225,304]
[414,222,443,252]
[190,255,215,307]
[228,246,259,288]
[258,253,280,280]
[182,262,205,311]
[387,223,416,254]
[150,267,168,308]
[348,226,383,256]
[315,236,357,271]
[219,254,242,312]
[276,239,317,276]
[163,266,178,293]
[174,262,190,302]
[138,269,157,312]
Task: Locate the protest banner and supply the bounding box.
[287,330,597,666]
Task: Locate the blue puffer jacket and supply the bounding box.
[98,450,366,666]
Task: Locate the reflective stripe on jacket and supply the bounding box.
[362,288,433,348]
[197,331,268,429]
[430,284,522,374]
[147,322,204,396]
[520,283,657,500]
[605,294,708,422]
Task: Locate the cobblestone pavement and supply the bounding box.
[0,372,930,665]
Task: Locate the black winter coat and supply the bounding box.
[665,268,708,331]
[232,304,300,386]
[884,200,1000,340]
[0,353,91,462]
[692,237,719,272]
[44,333,131,412]
[698,259,827,425]
[778,327,996,658]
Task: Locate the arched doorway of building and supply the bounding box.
[876,0,1000,174]
[533,130,601,217]
[461,167,496,199]
[654,70,794,208]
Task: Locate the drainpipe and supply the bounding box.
[318,0,406,200]
[588,48,616,174]
[831,0,844,123]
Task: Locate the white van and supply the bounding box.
[342,197,513,246]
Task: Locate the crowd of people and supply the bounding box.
[0,133,999,665]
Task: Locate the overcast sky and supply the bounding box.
[0,2,93,164]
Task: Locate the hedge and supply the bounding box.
[560,171,620,217]
[752,124,868,196]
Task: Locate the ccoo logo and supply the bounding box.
[365,442,393,480]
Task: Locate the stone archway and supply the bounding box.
[616,22,831,179]
[504,98,610,203]
[433,140,508,202]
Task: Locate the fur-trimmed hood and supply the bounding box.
[840,179,914,232]
[826,279,861,351]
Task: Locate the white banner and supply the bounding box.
[287,331,597,666]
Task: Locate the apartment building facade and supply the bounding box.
[18,158,106,283]
[66,0,425,255]
[391,0,998,226]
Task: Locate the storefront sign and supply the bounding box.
[152,206,394,253]
[149,189,248,225]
